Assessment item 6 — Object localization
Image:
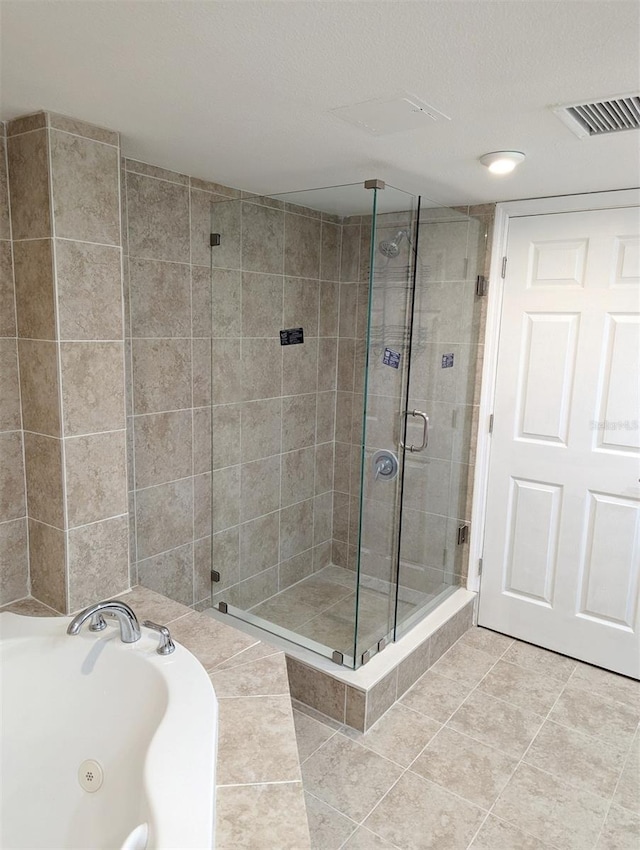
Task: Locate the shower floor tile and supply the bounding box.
[295,626,640,850]
[247,563,432,658]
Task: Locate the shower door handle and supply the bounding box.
[400,409,429,453]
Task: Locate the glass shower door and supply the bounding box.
[353,188,421,663]
[393,205,486,637]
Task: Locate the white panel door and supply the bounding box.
[479,206,640,678]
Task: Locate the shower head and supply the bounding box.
[378,229,410,258]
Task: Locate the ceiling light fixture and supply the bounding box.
[479,150,526,175]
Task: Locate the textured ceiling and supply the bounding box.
[1,0,639,205]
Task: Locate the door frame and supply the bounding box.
[468,188,640,593]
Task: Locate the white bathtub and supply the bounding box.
[0,611,217,850]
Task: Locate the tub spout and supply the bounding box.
[67,600,141,644]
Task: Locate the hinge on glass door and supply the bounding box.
[457,524,469,545]
[218,602,228,613]
[210,233,221,247]
[211,570,220,583]
[478,557,483,575]
[501,256,507,278]
[489,413,494,434]
[475,275,488,296]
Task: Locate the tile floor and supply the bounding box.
[294,627,640,850]
[250,564,438,657]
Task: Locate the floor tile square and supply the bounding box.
[502,640,577,682]
[524,720,626,799]
[431,642,496,687]
[342,703,441,767]
[596,802,640,849]
[570,662,640,709]
[549,684,640,751]
[364,771,485,850]
[411,726,518,809]
[477,659,565,715]
[305,792,356,850]
[448,689,544,758]
[293,709,338,763]
[456,627,514,659]
[400,669,473,722]
[469,815,554,849]
[301,733,403,823]
[492,763,609,850]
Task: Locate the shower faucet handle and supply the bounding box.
[372,450,399,481]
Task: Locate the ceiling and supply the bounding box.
[1,0,639,206]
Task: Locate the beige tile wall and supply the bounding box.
[207,196,342,612]
[0,120,30,606]
[124,173,342,610]
[5,110,128,613]
[1,105,493,620]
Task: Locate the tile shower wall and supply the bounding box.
[4,110,128,613]
[331,215,371,572]
[0,120,29,605]
[206,196,343,611]
[124,171,343,610]
[123,160,234,607]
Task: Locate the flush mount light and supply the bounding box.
[479,151,526,174]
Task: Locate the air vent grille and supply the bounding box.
[553,94,640,138]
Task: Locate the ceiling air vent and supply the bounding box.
[552,94,640,139]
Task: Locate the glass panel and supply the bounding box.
[394,203,486,637]
[355,188,420,662]
[208,184,383,668]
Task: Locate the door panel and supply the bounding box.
[504,477,562,605]
[479,206,640,678]
[517,312,579,443]
[578,492,640,629]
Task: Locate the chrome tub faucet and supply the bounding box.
[67,599,141,644]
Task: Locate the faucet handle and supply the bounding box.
[142,620,175,655]
[89,613,107,632]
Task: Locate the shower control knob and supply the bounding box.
[372,450,399,482]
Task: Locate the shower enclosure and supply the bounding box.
[206,181,484,669]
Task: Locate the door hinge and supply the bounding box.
[210,233,221,247]
[475,275,488,296]
[501,256,507,278]
[478,557,483,575]
[211,570,220,583]
[489,413,494,434]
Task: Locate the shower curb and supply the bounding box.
[286,593,476,732]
